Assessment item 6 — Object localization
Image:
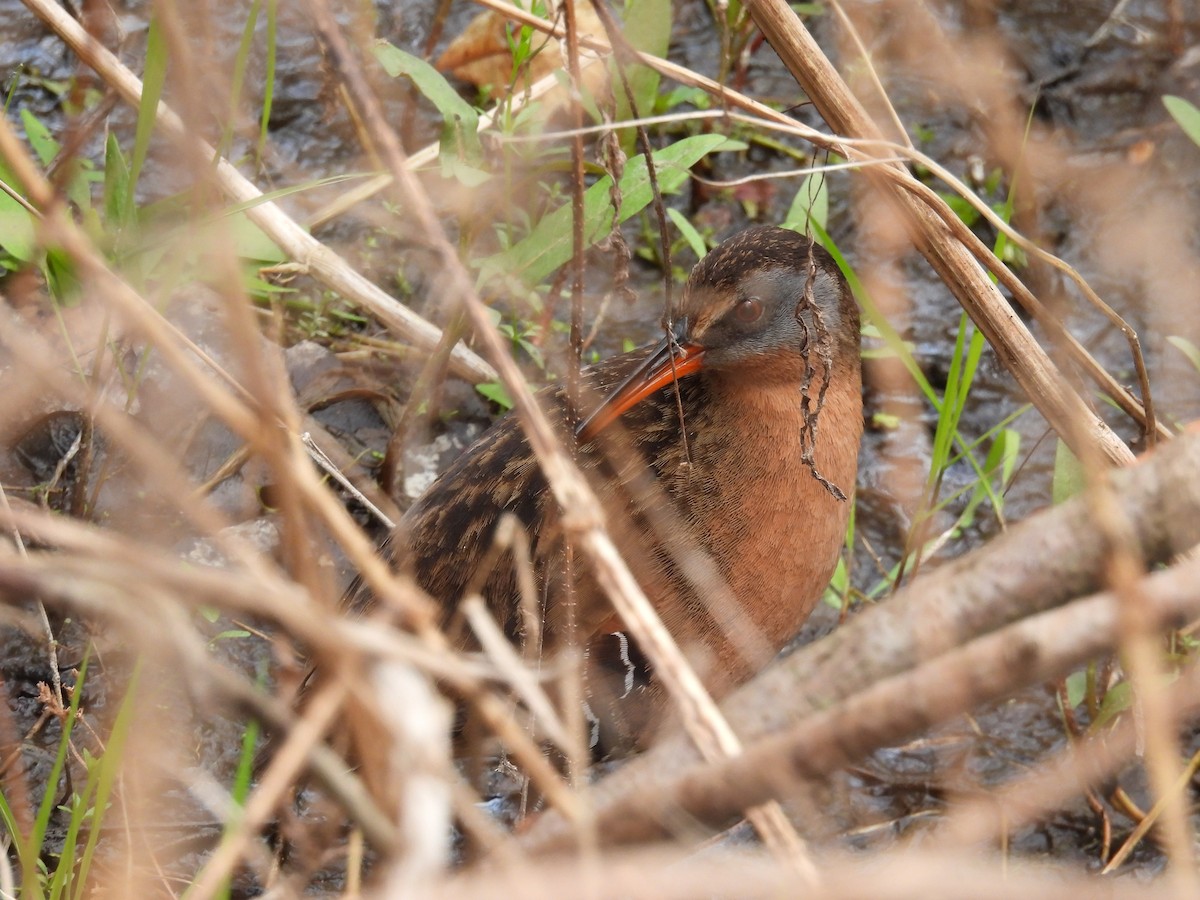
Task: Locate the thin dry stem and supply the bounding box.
[526,551,1200,852]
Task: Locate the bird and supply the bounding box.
[351,224,863,757]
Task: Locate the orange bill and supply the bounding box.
[575,327,705,442]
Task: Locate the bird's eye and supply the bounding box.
[734,298,764,324]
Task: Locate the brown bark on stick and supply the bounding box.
[530,556,1200,850]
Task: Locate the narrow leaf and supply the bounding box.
[373,41,483,179]
[784,170,828,233]
[1167,334,1200,374]
[129,17,168,210]
[481,133,732,285]
[1052,439,1086,505]
[667,206,706,258]
[1164,95,1200,148]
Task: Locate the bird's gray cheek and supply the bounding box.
[809,275,844,333]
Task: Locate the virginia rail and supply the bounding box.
[357,224,862,754]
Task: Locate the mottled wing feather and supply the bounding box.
[349,344,705,646]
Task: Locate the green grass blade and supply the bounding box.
[212,690,263,900]
[102,133,132,231]
[1167,335,1200,374]
[0,785,28,879]
[220,0,263,159]
[929,313,970,485]
[128,17,168,212]
[24,653,90,900]
[806,220,939,406]
[48,777,92,900]
[1164,95,1200,147]
[72,662,143,899]
[666,207,707,258]
[959,427,1021,528]
[783,170,828,233]
[257,0,278,162]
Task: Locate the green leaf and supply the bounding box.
[667,206,707,258]
[659,85,708,112]
[28,654,89,892]
[960,427,1020,528]
[243,273,295,298]
[20,108,59,166]
[103,133,133,229]
[821,555,848,608]
[1052,438,1086,505]
[129,17,168,212]
[257,0,278,161]
[1164,95,1200,148]
[0,161,36,262]
[440,156,491,187]
[1092,679,1133,729]
[617,0,672,133]
[132,174,360,270]
[73,662,141,896]
[221,0,264,159]
[481,133,733,285]
[44,246,80,301]
[373,41,484,183]
[1063,670,1087,709]
[211,629,252,643]
[476,381,514,410]
[808,219,939,405]
[224,210,287,264]
[1167,335,1200,374]
[938,190,980,227]
[783,170,828,233]
[66,160,101,225]
[928,312,984,491]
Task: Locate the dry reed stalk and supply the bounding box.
[754,2,1189,877]
[436,844,1174,900]
[745,0,1134,465]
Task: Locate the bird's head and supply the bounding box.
[576,226,859,442]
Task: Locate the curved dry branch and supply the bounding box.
[529,558,1200,850]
